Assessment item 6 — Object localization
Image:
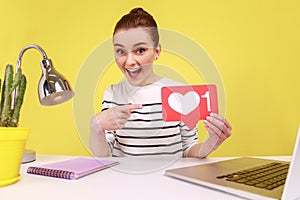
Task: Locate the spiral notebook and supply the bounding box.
[27,157,119,180]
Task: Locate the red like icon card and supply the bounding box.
[161,84,218,129]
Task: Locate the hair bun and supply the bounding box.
[129,7,148,15]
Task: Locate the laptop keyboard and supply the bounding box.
[216,162,290,190]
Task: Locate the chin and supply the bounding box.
[128,80,142,87]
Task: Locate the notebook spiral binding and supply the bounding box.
[27,167,75,180]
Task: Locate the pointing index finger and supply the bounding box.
[118,104,142,115]
[127,104,143,112]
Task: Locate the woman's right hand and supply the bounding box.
[94,104,142,131]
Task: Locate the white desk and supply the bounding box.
[0,155,290,200]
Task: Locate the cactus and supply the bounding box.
[9,75,26,127]
[10,67,22,93]
[0,64,26,127]
[0,65,14,126]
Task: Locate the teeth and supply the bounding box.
[127,68,141,72]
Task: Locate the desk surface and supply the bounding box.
[0,155,290,200]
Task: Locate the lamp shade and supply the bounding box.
[38,59,74,106]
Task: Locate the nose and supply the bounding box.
[125,52,137,67]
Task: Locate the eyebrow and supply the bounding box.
[133,42,148,47]
[113,43,124,47]
[113,42,148,47]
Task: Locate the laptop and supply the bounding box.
[165,125,300,200]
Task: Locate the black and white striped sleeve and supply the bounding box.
[180,122,199,157]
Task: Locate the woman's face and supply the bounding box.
[113,28,161,86]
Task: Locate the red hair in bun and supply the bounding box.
[113,7,159,47]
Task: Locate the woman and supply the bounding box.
[90,7,232,158]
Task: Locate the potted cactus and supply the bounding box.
[0,64,29,187]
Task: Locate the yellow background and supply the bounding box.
[0,0,299,157]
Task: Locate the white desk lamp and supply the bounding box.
[15,44,74,163]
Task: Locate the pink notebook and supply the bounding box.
[27,158,119,180]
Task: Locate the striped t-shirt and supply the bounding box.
[102,77,199,157]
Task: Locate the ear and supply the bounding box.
[154,43,161,60]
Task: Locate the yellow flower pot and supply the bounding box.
[0,127,29,187]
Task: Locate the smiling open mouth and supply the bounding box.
[126,67,142,77]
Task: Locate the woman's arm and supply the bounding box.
[186,137,220,158]
[90,116,111,157]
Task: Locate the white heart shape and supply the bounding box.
[168,91,200,115]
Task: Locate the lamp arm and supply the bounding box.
[16,44,48,69]
[13,44,49,109]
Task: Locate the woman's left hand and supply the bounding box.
[204,113,232,143]
[187,113,232,158]
[200,113,232,157]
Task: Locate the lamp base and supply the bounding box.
[22,149,36,164]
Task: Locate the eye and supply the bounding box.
[135,48,146,55]
[115,49,126,56]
